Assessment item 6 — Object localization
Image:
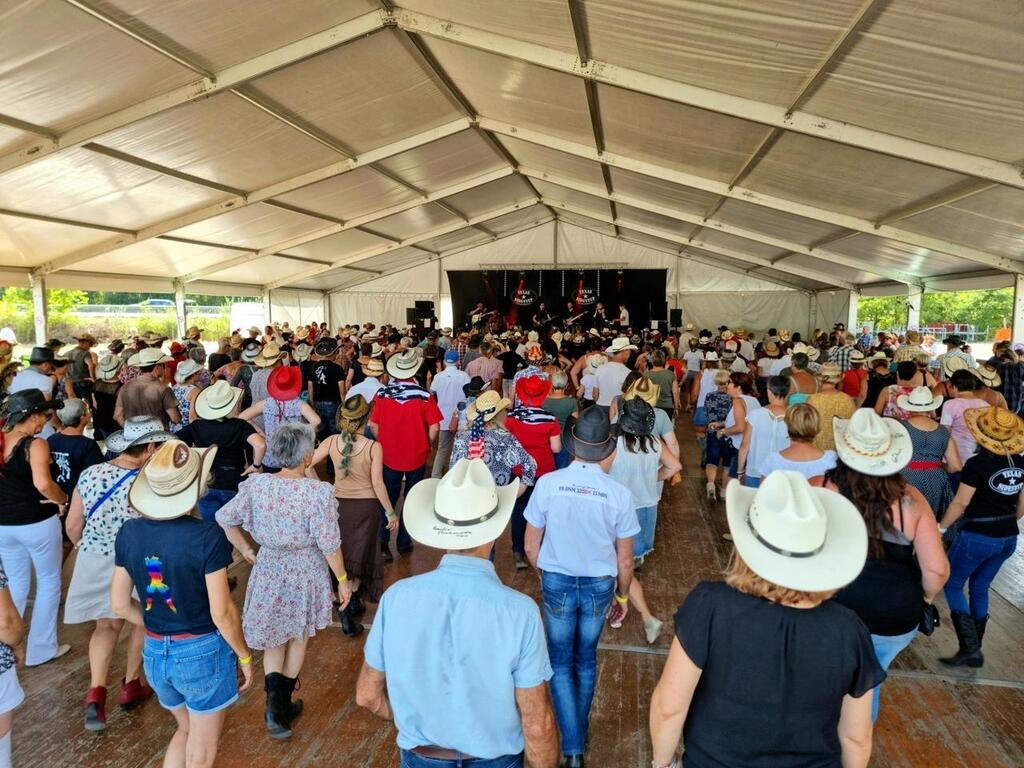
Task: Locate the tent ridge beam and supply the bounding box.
[82,142,247,197]
[396,9,1024,189]
[0,113,56,140]
[0,9,387,176]
[33,118,471,276]
[485,120,1020,274]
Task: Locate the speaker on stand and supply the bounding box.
[670,308,683,328]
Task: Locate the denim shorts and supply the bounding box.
[693,406,707,426]
[142,631,239,714]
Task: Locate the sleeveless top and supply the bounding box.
[696,370,718,408]
[609,435,662,509]
[834,499,921,636]
[170,385,195,434]
[0,436,53,526]
[262,397,305,468]
[330,436,376,499]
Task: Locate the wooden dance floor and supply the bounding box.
[15,418,1024,767]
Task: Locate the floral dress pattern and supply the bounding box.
[261,397,305,468]
[0,560,17,675]
[170,384,195,434]
[215,474,340,649]
[77,462,140,556]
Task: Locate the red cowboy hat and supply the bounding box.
[268,365,303,401]
[515,375,553,407]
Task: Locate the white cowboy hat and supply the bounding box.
[105,415,175,455]
[97,354,123,382]
[174,358,202,384]
[127,347,172,368]
[588,328,601,337]
[386,349,422,379]
[726,471,868,592]
[129,441,218,521]
[369,342,384,357]
[896,386,943,413]
[585,354,606,373]
[607,336,637,355]
[684,323,695,332]
[833,408,913,476]
[293,342,312,362]
[704,351,720,362]
[404,458,519,550]
[527,331,540,342]
[195,380,243,421]
[941,355,969,378]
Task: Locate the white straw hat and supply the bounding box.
[833,408,913,476]
[403,458,519,550]
[607,336,638,354]
[97,354,123,382]
[386,349,422,379]
[896,385,943,413]
[129,441,218,521]
[585,354,606,373]
[726,470,868,592]
[104,416,175,455]
[195,380,243,420]
[127,347,171,368]
[941,355,969,378]
[174,358,202,384]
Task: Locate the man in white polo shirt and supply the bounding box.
[592,337,636,413]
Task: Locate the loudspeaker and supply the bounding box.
[415,300,435,319]
[406,307,418,325]
[649,300,668,321]
[670,308,683,328]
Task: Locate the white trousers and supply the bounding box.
[0,516,63,666]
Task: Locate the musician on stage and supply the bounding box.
[563,300,588,330]
[592,301,608,330]
[616,303,630,330]
[532,301,556,330]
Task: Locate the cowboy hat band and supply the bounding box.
[746,509,824,559]
[435,499,500,528]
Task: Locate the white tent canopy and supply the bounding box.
[1,1,1022,339]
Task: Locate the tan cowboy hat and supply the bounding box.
[363,358,385,377]
[763,341,780,358]
[229,333,244,349]
[971,363,1001,388]
[74,333,97,344]
[684,323,695,332]
[721,330,734,341]
[404,458,518,550]
[294,325,310,338]
[778,329,791,342]
[338,394,371,424]
[585,354,606,373]
[849,350,866,364]
[941,355,969,378]
[127,347,172,368]
[906,330,922,344]
[293,342,312,362]
[129,441,218,520]
[726,471,868,592]
[253,342,284,368]
[896,386,943,413]
[195,380,243,420]
[818,363,843,384]
[139,331,166,347]
[833,409,913,476]
[184,325,203,340]
[466,390,511,422]
[624,377,660,407]
[97,353,123,382]
[369,342,384,357]
[386,349,422,379]
[964,406,1024,456]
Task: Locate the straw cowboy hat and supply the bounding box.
[763,341,780,358]
[294,325,310,339]
[971,363,1001,388]
[684,323,696,332]
[849,350,866,364]
[404,458,519,550]
[139,331,166,347]
[368,342,384,357]
[338,394,371,425]
[195,381,243,421]
[725,471,868,592]
[607,336,637,355]
[964,406,1024,456]
[515,375,552,407]
[104,415,174,455]
[184,326,203,340]
[941,354,969,378]
[792,342,819,362]
[735,327,748,338]
[527,331,540,343]
[585,354,606,373]
[906,330,923,345]
[386,349,422,379]
[240,339,262,362]
[467,390,512,423]
[721,330,734,341]
[174,358,202,384]
[229,333,244,349]
[624,377,660,407]
[254,342,286,368]
[563,406,616,462]
[362,358,385,377]
[704,351,720,362]
[833,409,913,476]
[127,348,172,368]
[293,342,312,362]
[897,386,943,413]
[74,333,97,345]
[818,363,843,384]
[778,329,791,342]
[129,441,218,521]
[97,354,123,382]
[267,365,303,401]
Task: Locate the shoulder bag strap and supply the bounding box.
[86,468,139,520]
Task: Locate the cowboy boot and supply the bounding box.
[281,675,304,724]
[940,611,983,668]
[264,673,292,739]
[118,677,154,710]
[84,687,107,732]
[348,593,366,618]
[339,604,364,637]
[975,615,988,647]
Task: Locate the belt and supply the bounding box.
[906,460,943,470]
[411,747,479,761]
[145,630,214,641]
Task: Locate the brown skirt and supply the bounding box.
[337,497,384,602]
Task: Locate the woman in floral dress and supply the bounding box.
[216,422,351,740]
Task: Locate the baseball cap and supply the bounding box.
[444,349,459,364]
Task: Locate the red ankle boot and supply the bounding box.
[85,687,107,732]
[118,678,154,710]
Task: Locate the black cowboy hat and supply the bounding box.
[562,405,615,462]
[463,376,488,397]
[942,334,963,346]
[616,397,655,437]
[314,338,339,357]
[2,389,57,425]
[28,347,55,365]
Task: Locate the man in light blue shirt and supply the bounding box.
[525,406,638,768]
[429,349,470,478]
[357,458,559,768]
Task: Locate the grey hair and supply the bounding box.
[56,399,88,427]
[188,346,207,363]
[269,422,316,469]
[551,370,568,389]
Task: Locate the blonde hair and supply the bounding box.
[713,369,731,386]
[786,403,820,441]
[724,551,835,607]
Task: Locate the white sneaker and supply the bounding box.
[644,617,663,645]
[705,482,716,501]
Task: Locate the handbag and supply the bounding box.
[918,602,940,636]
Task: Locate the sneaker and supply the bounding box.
[705,482,716,501]
[513,553,529,570]
[644,617,664,645]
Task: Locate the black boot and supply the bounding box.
[975,615,988,644]
[349,593,366,618]
[264,673,292,739]
[281,675,304,724]
[940,611,983,668]
[560,756,585,767]
[340,604,364,637]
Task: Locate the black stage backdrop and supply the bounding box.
[447,269,667,330]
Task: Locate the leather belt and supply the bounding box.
[411,746,479,761]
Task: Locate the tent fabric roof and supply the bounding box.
[0,1,1022,297]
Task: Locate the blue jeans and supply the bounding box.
[196,488,237,523]
[399,751,523,768]
[142,632,238,714]
[554,447,571,470]
[944,530,1018,618]
[511,486,533,555]
[870,629,917,722]
[633,505,657,558]
[741,475,762,489]
[314,400,339,440]
[381,465,425,551]
[540,571,615,756]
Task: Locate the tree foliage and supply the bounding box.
[857,287,1013,333]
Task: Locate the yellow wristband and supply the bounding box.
[238,655,253,666]
[339,572,348,582]
[614,593,628,605]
